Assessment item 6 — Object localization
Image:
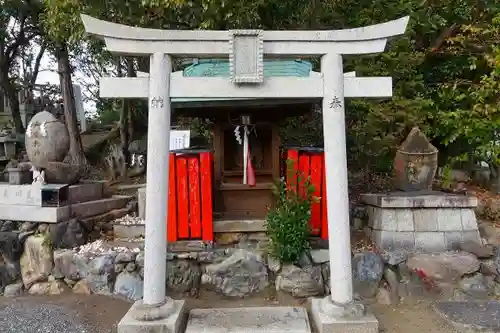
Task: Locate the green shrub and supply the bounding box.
[265,161,314,264]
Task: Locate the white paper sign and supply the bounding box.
[170,130,190,150]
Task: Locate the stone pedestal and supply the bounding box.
[117,299,186,333]
[310,297,378,333]
[362,191,481,252]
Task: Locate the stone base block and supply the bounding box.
[372,230,415,250]
[185,307,311,333]
[361,191,478,208]
[138,187,146,220]
[113,224,145,239]
[0,203,70,222]
[117,299,186,333]
[310,298,378,333]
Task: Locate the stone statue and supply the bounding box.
[25,111,81,184]
[30,166,46,185]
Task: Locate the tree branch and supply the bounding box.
[5,13,28,61]
[29,42,46,87]
[430,23,458,53]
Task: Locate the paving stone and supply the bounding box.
[184,307,311,333]
[435,301,500,332]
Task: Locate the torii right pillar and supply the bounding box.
[310,52,378,333]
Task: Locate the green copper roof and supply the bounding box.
[183,59,312,77]
[172,59,315,107]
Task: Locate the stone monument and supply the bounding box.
[362,127,481,252]
[394,127,438,191]
[25,111,81,184]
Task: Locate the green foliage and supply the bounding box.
[265,161,313,263]
[441,164,453,189]
[10,0,498,180]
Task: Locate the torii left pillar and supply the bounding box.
[117,52,185,333]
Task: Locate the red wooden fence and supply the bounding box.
[167,150,213,242]
[285,148,328,240]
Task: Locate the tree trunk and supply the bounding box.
[118,57,135,178]
[56,43,86,167]
[0,71,25,133]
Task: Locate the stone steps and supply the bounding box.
[68,181,105,204]
[113,218,267,240]
[0,195,132,223]
[70,195,132,219]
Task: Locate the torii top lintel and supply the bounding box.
[80,14,409,57]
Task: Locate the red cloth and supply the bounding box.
[247,145,256,187]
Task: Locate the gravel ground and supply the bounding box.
[0,292,459,333]
[0,295,131,333]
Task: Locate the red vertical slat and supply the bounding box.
[176,155,190,239]
[167,153,178,242]
[188,156,202,239]
[200,152,213,241]
[310,153,322,236]
[320,153,329,240]
[286,149,299,193]
[298,153,310,198]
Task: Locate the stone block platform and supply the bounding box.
[362,191,481,252]
[184,307,311,333]
[0,181,131,223]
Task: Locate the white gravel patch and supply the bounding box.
[113,214,144,225]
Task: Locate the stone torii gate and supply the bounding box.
[82,14,409,333]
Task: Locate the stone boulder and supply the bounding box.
[52,250,89,280]
[114,271,143,301]
[3,282,23,297]
[352,251,384,298]
[203,249,268,297]
[79,254,116,295]
[0,221,17,232]
[29,280,70,295]
[167,260,201,297]
[0,261,20,293]
[20,235,53,289]
[83,273,114,295]
[50,219,89,250]
[0,231,26,262]
[459,241,494,259]
[89,254,115,275]
[406,251,480,282]
[458,273,494,299]
[25,111,70,167]
[115,252,137,264]
[275,264,324,297]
